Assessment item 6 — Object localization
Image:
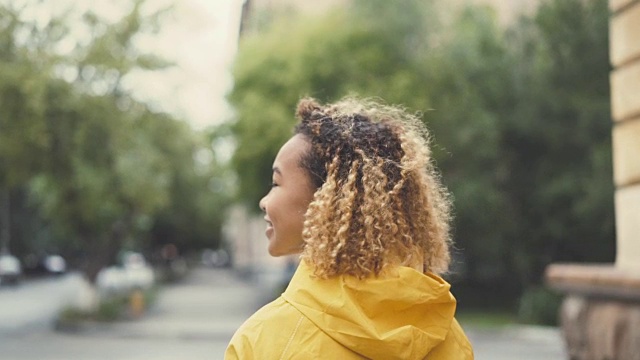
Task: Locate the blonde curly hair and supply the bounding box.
[294,96,452,279]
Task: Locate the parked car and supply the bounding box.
[42,255,67,275]
[122,252,155,290]
[0,253,22,286]
[96,252,155,296]
[23,253,67,276]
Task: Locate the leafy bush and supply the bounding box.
[517,286,563,326]
[55,287,158,331]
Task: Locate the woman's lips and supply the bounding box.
[264,218,273,238]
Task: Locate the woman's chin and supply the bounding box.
[267,241,282,257]
[268,247,289,257]
[268,244,302,257]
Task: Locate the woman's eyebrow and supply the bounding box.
[272,167,282,175]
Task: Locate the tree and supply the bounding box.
[0,1,228,282]
[500,0,614,284]
[147,118,230,256]
[0,3,59,255]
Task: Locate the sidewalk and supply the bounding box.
[0,266,266,360]
[465,324,566,360]
[100,266,266,358]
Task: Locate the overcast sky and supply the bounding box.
[14,0,245,130]
[126,0,245,130]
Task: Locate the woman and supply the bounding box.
[226,97,474,359]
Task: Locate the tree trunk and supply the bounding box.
[0,188,10,254]
[82,217,130,283]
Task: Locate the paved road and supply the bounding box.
[466,325,566,360]
[0,267,261,360]
[0,273,86,335]
[0,267,567,359]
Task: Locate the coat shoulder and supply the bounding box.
[225,296,364,359]
[424,319,474,360]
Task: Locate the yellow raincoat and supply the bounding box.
[225,261,473,359]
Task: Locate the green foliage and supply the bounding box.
[0,58,49,187]
[56,286,159,326]
[517,286,563,326]
[498,0,614,286]
[420,6,515,282]
[456,310,517,328]
[228,0,614,318]
[0,1,229,281]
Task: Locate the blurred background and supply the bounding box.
[0,0,237,280]
[0,0,614,359]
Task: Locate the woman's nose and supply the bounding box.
[259,195,267,212]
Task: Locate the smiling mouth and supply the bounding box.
[264,218,273,238]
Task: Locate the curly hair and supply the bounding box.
[294,96,452,279]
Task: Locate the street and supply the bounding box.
[0,268,260,360]
[466,325,566,360]
[0,268,567,359]
[0,273,86,335]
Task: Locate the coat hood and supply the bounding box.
[282,261,457,360]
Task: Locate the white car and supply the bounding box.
[96,252,155,295]
[43,255,67,275]
[122,252,155,290]
[0,254,22,286]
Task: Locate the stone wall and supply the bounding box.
[547,265,640,359]
[561,297,640,360]
[610,0,640,272]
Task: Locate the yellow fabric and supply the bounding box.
[226,261,474,359]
